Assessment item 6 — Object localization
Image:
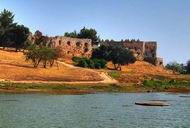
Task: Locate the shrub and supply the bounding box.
[93,59,107,69]
[165,61,185,74]
[72,57,107,69]
[77,59,88,68]
[72,56,82,65]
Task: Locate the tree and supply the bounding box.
[110,46,136,70]
[8,24,29,51]
[64,27,100,44]
[25,44,62,68]
[64,30,78,38]
[165,61,184,74]
[187,60,190,74]
[92,45,136,70]
[78,27,100,43]
[92,45,112,61]
[0,9,15,47]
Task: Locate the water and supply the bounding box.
[0,93,190,128]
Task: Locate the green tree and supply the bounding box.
[64,27,100,44]
[165,61,184,73]
[110,46,136,70]
[92,45,136,70]
[187,60,190,74]
[25,44,62,68]
[0,9,15,47]
[64,30,78,38]
[34,30,47,46]
[78,27,100,43]
[92,45,112,61]
[8,24,29,51]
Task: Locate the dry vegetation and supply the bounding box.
[107,61,190,83]
[0,50,189,84]
[0,50,103,82]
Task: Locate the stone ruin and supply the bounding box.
[28,32,163,66]
[50,36,92,58]
[28,32,93,59]
[100,40,163,66]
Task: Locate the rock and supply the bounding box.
[179,96,190,98]
[135,101,170,106]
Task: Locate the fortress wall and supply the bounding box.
[144,41,157,58]
[51,36,92,58]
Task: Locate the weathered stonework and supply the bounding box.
[100,40,163,66]
[28,32,163,66]
[50,36,92,58]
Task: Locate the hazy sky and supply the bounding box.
[0,0,190,64]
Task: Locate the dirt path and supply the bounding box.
[57,61,118,84]
[0,61,118,84]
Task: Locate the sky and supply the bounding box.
[0,0,190,64]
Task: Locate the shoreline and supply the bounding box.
[0,82,190,95]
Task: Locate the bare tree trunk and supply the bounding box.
[50,60,54,67]
[43,60,47,68]
[56,60,59,70]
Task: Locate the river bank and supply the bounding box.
[0,81,190,94]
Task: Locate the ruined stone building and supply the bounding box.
[100,40,163,66]
[50,36,92,58]
[28,32,93,58]
[28,32,163,66]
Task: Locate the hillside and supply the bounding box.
[107,61,190,83]
[0,49,189,84]
[0,50,103,82]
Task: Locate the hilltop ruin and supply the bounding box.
[100,40,163,66]
[29,33,163,66]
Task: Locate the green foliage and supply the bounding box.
[143,79,190,90]
[77,58,89,68]
[72,56,82,65]
[165,61,186,74]
[64,30,78,38]
[92,45,136,70]
[25,44,61,68]
[64,27,100,43]
[93,59,107,69]
[108,71,121,79]
[187,60,190,74]
[0,9,14,31]
[92,45,112,61]
[78,27,100,43]
[72,57,107,69]
[8,24,29,51]
[0,9,30,50]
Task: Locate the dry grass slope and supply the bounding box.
[0,50,103,82]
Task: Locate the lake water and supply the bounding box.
[0,93,190,128]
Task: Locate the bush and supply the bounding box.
[72,57,107,69]
[93,59,107,69]
[72,57,82,65]
[77,59,89,68]
[165,61,185,74]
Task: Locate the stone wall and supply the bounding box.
[100,40,163,66]
[144,41,157,58]
[50,36,92,58]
